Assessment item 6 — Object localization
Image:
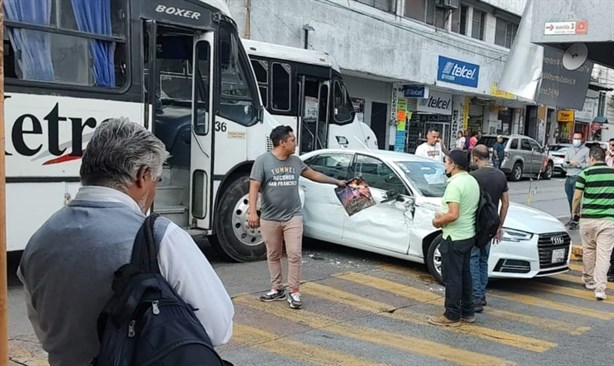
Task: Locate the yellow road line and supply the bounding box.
[486,308,590,336]
[336,271,443,303]
[569,262,583,272]
[303,282,556,352]
[234,296,515,366]
[233,324,385,366]
[491,292,614,320]
[549,273,612,289]
[378,263,595,333]
[520,281,614,305]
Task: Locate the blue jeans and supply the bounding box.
[440,236,475,321]
[565,176,577,214]
[470,243,491,301]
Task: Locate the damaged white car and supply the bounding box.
[300,149,571,283]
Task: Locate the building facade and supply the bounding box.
[228,0,530,151]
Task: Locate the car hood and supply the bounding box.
[416,198,565,234]
[504,202,566,233]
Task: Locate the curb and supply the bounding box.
[571,244,583,261]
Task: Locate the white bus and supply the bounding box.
[243,39,379,154]
[3,0,278,261]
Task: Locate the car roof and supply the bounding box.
[301,149,442,165]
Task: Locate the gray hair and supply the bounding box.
[80,118,169,189]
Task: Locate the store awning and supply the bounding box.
[593,116,608,124]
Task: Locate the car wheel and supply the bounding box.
[210,174,267,262]
[509,162,523,182]
[426,234,444,284]
[542,163,553,180]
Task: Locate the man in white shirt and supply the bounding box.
[415,128,449,162]
[18,118,234,366]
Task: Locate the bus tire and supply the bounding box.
[210,174,266,262]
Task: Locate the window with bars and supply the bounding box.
[471,9,485,40]
[355,0,395,13]
[494,17,518,48]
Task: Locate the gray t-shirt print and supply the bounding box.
[250,152,307,221]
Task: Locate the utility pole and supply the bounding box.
[244,0,251,39]
[0,0,8,363]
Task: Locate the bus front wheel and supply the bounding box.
[210,174,266,262]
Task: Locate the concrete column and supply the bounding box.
[484,12,496,44]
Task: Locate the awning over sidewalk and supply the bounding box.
[593,116,608,124]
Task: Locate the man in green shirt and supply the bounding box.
[572,146,614,301]
[429,149,480,326]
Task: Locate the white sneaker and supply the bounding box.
[584,281,597,290]
[595,290,607,301]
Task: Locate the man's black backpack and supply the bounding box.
[474,189,500,248]
[92,214,225,366]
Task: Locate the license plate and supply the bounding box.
[551,248,566,263]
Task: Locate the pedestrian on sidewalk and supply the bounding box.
[455,131,466,149]
[571,146,614,300]
[248,125,345,309]
[17,119,234,365]
[564,132,589,230]
[415,128,449,162]
[492,136,506,170]
[470,145,510,312]
[429,149,480,326]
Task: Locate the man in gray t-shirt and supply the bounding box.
[248,126,345,309]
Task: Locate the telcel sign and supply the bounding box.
[437,56,480,88]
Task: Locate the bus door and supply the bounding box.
[299,77,330,154]
[143,20,213,229]
[189,32,214,229]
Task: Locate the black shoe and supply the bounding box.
[473,302,484,313]
[260,288,286,302]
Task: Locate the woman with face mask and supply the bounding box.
[564,132,590,229]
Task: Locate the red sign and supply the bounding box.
[576,20,588,35]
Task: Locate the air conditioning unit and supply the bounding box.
[435,0,460,10]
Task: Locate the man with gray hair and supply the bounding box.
[18,118,234,366]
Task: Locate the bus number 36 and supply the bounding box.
[215,121,227,132]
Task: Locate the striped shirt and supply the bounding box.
[575,163,614,220]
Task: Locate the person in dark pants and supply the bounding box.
[492,135,506,170]
[470,145,510,312]
[429,149,480,326]
[564,132,589,230]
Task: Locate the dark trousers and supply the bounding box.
[440,236,475,321]
[565,176,577,214]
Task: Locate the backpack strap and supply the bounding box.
[131,213,161,274]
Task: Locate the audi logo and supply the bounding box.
[551,236,564,245]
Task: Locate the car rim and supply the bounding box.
[514,166,521,180]
[231,193,263,247]
[434,245,442,277]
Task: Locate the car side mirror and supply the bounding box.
[382,189,400,203]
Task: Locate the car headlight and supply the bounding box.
[501,228,533,242]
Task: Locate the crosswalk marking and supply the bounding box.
[485,308,590,336]
[551,273,612,289]
[303,282,557,352]
[234,296,516,366]
[569,262,583,272]
[233,324,385,366]
[523,281,614,305]
[379,262,613,319]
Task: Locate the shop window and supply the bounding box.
[4,0,128,88]
[495,17,518,48]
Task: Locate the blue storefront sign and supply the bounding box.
[403,85,429,98]
[437,56,480,88]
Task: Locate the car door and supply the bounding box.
[342,154,412,254]
[520,138,534,174]
[301,152,353,241]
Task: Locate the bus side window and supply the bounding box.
[219,27,257,126]
[4,0,128,88]
[271,62,291,112]
[251,59,268,108]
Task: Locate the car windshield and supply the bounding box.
[395,160,447,197]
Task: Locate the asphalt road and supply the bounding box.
[8,177,610,366]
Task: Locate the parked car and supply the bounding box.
[477,134,554,181]
[300,149,571,283]
[547,143,571,177]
